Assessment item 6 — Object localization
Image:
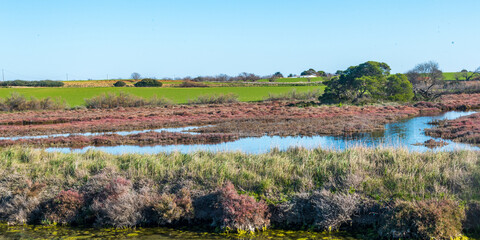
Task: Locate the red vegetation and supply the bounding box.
[217,182,270,232]
[425,112,480,144]
[0,93,480,147]
[44,190,84,224]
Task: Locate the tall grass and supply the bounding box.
[1,147,479,202]
[84,92,173,109]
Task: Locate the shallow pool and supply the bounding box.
[44,111,480,154]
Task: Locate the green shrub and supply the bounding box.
[0,80,64,87]
[178,81,208,88]
[134,78,162,87]
[386,73,414,102]
[84,92,172,109]
[0,93,67,111]
[113,81,126,87]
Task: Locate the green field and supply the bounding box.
[0,86,324,106]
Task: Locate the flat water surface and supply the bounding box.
[45,111,480,154]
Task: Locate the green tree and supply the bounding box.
[320,61,391,103]
[113,81,126,87]
[385,74,414,102]
[134,78,162,87]
[301,68,317,76]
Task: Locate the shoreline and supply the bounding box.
[0,147,479,239]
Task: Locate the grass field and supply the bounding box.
[0,86,324,106]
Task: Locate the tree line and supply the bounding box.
[321,61,480,104]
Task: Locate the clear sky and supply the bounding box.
[1,0,479,80]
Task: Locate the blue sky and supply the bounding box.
[1,0,479,80]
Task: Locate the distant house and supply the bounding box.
[299,75,317,78]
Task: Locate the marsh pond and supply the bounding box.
[44,111,480,154]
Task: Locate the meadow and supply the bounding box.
[0,85,323,106]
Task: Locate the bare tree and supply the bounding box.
[454,67,480,81]
[131,72,141,80]
[406,61,444,100]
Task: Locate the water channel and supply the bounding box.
[44,111,480,155]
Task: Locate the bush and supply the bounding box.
[0,80,64,87]
[0,93,67,111]
[464,201,480,233]
[134,78,162,87]
[152,188,194,225]
[89,177,143,228]
[0,181,46,224]
[272,190,359,231]
[178,81,208,88]
[379,199,465,239]
[216,182,270,233]
[113,81,126,87]
[188,93,238,104]
[264,89,321,101]
[84,92,172,109]
[43,190,84,225]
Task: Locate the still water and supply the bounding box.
[0,224,360,240]
[45,111,480,155]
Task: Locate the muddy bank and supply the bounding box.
[0,131,239,148]
[425,112,480,144]
[0,147,479,239]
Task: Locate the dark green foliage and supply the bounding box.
[300,68,317,76]
[386,74,414,102]
[134,78,162,87]
[320,61,391,104]
[113,81,126,87]
[0,80,64,87]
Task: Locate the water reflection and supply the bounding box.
[46,111,480,155]
[0,126,204,141]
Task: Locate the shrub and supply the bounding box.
[272,190,359,231]
[44,190,84,225]
[178,81,208,88]
[464,201,480,233]
[264,89,321,101]
[89,177,143,228]
[215,182,270,233]
[113,81,126,87]
[378,199,465,239]
[152,188,194,225]
[188,93,238,104]
[134,78,162,87]
[0,181,46,224]
[84,92,172,109]
[0,93,67,111]
[0,80,64,87]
